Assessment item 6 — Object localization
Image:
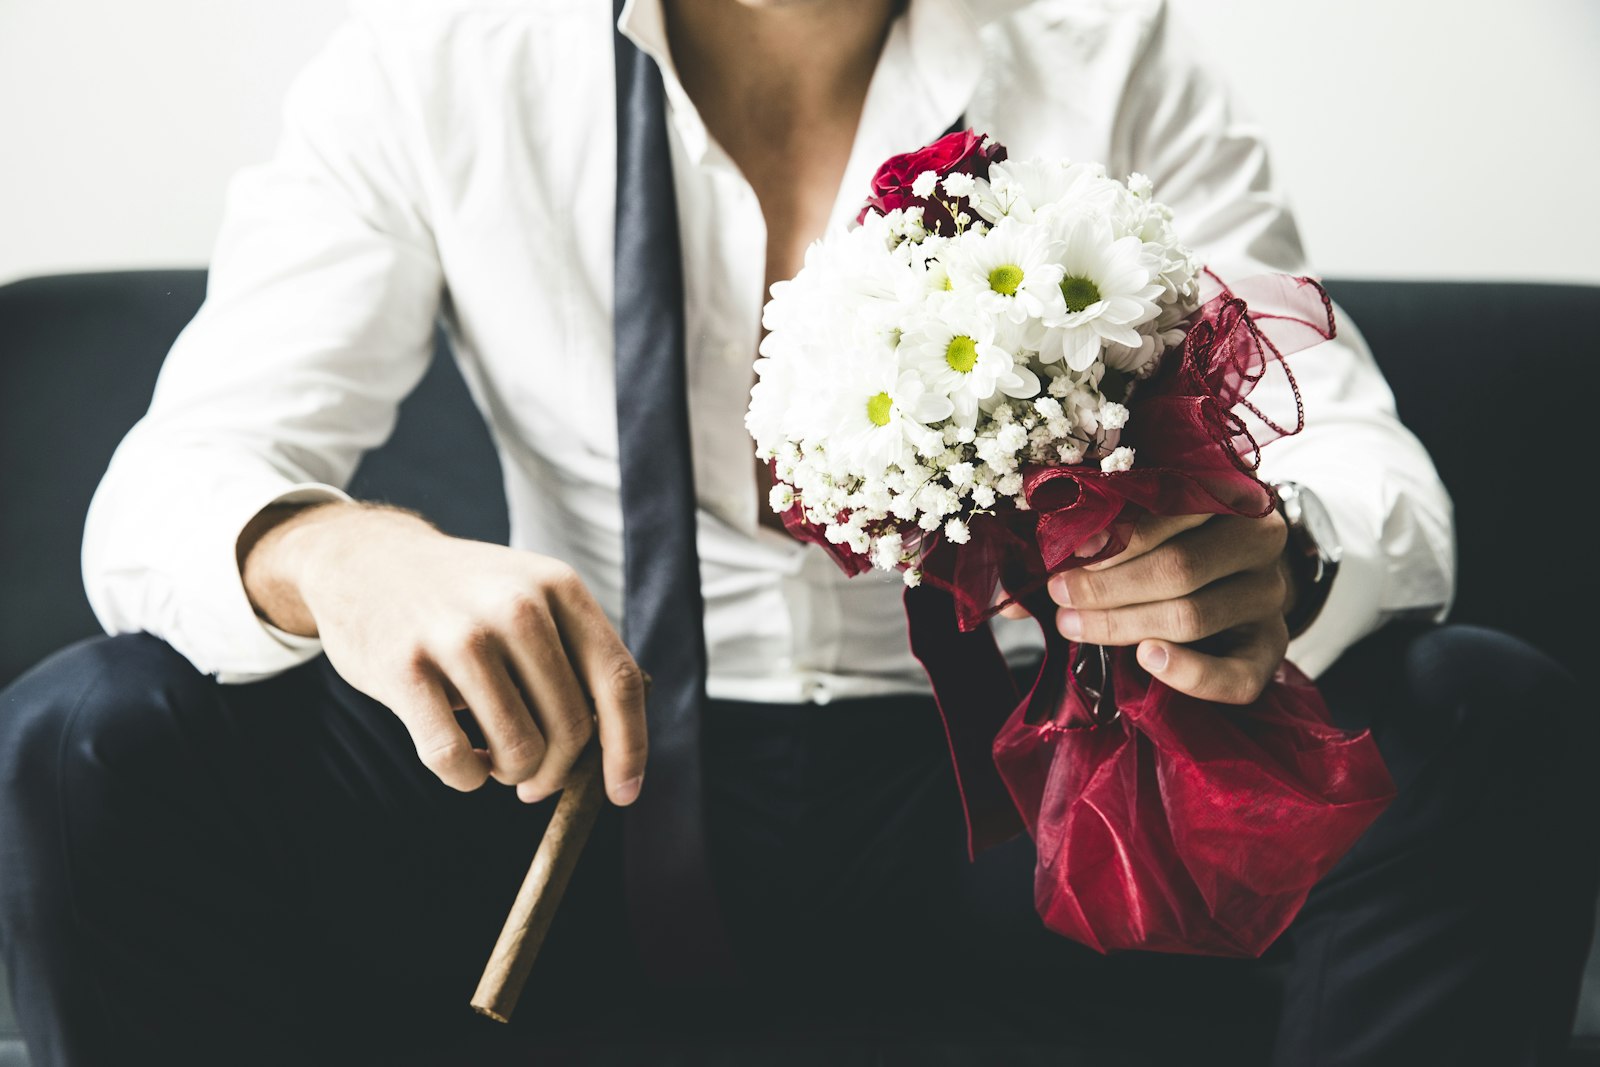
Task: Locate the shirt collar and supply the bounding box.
[617,0,1003,175]
[616,0,713,163]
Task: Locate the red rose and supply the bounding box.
[857,129,1008,235]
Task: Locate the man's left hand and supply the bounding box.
[999,511,1295,705]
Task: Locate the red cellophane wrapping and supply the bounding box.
[990,609,1395,956]
[788,271,1397,958]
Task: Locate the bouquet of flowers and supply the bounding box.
[746,130,1396,957]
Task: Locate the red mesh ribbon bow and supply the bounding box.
[899,272,1398,957]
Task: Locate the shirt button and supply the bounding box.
[807,679,833,705]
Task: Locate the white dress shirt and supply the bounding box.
[83,0,1455,699]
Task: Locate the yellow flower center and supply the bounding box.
[1060,275,1103,313]
[988,264,1024,296]
[945,335,978,373]
[867,391,893,427]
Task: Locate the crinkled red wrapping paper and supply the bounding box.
[790,271,1397,958]
[984,603,1396,956]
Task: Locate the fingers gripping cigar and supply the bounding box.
[471,674,648,1023]
[470,741,606,1022]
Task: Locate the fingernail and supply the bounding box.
[1139,642,1169,673]
[613,775,644,806]
[1048,575,1072,607]
[1057,608,1082,640]
[1074,530,1111,559]
[518,783,551,805]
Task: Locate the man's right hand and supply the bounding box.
[238,502,647,806]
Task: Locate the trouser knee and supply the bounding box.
[0,634,219,901]
[1399,625,1590,800]
[1402,624,1579,731]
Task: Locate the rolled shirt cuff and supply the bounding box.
[194,481,352,684]
[1285,482,1387,680]
[96,476,353,684]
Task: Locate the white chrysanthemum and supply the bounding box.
[1108,187,1199,310]
[811,356,954,480]
[766,215,923,351]
[973,159,1116,225]
[1100,323,1163,376]
[944,218,1066,325]
[899,298,1039,428]
[1042,217,1166,371]
[746,352,798,454]
[752,224,933,453]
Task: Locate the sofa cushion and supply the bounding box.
[1323,280,1592,675]
[0,270,504,688]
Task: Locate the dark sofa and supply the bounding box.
[1,271,1597,1062]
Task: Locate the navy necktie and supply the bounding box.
[611,7,737,980]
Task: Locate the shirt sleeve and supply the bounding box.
[82,17,443,684]
[1107,0,1455,677]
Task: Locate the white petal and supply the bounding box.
[1100,296,1155,326]
[910,391,954,424]
[1095,320,1143,348]
[999,365,1042,399]
[1061,327,1102,372]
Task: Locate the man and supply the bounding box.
[1,0,1593,1064]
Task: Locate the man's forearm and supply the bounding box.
[236,500,432,637]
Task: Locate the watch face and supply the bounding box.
[1276,483,1342,638]
[1295,486,1343,564]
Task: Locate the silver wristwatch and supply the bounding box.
[1272,481,1342,639]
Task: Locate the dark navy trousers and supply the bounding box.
[1,624,1594,1066]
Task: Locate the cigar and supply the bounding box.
[470,740,607,1023]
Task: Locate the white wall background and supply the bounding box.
[2,0,1598,286]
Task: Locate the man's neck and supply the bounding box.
[663,0,899,149]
